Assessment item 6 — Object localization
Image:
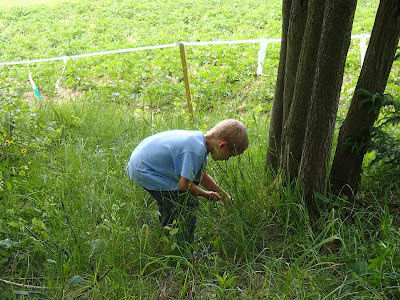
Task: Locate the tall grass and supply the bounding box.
[2,98,398,298]
[1,0,399,299]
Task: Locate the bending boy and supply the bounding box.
[126,119,249,242]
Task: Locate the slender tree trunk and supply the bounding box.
[280,0,326,178]
[282,0,309,125]
[330,0,400,198]
[299,0,357,212]
[265,0,291,172]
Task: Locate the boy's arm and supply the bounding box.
[200,172,231,205]
[179,176,221,201]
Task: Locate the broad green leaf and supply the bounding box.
[356,89,373,97]
[367,248,394,271]
[224,276,237,288]
[6,181,12,191]
[46,259,57,264]
[8,221,23,228]
[370,94,379,104]
[13,291,52,299]
[353,260,368,275]
[367,255,386,270]
[66,275,85,287]
[314,191,330,203]
[169,228,179,235]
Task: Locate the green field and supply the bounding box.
[1,0,400,299]
[0,0,79,8]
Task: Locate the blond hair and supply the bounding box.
[207,119,249,154]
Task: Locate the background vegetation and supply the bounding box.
[1,0,399,298]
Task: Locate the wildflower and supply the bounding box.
[6,140,13,144]
[21,149,27,154]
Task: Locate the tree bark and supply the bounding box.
[282,0,309,125]
[299,0,357,212]
[265,0,291,172]
[280,0,326,178]
[330,0,400,198]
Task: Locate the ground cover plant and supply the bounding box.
[1,0,400,298]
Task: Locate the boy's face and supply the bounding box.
[212,141,236,161]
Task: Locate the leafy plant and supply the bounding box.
[365,93,400,192]
[214,271,238,291]
[357,88,399,114]
[0,86,28,183]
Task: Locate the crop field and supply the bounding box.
[1,0,400,299]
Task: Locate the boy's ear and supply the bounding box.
[218,141,228,149]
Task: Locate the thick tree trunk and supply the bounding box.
[280,0,326,178]
[330,0,400,198]
[299,0,357,212]
[265,0,291,172]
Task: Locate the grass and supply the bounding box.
[0,0,76,8]
[1,0,400,299]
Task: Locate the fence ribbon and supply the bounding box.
[55,56,68,92]
[360,33,368,66]
[0,35,370,82]
[257,38,268,75]
[27,64,41,101]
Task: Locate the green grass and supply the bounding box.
[0,0,77,8]
[1,0,400,299]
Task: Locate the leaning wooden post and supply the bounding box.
[179,42,194,119]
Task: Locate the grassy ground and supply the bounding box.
[0,0,79,8]
[1,0,400,299]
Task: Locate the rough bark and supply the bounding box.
[330,0,400,198]
[265,0,291,172]
[280,0,326,178]
[299,0,357,212]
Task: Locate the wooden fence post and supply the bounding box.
[179,42,194,119]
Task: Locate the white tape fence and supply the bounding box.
[0,34,370,103]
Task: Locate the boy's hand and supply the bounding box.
[220,193,231,205]
[218,188,231,206]
[206,191,221,201]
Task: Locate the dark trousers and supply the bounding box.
[144,187,199,243]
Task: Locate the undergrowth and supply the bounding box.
[1,89,399,299]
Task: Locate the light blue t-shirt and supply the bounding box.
[126,130,208,191]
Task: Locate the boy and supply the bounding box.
[126,119,248,242]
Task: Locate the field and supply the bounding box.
[1,0,400,299]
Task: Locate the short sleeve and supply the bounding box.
[180,151,206,182]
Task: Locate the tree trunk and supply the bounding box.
[282,0,309,125]
[299,0,357,212]
[280,0,326,178]
[330,0,400,198]
[265,0,291,172]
